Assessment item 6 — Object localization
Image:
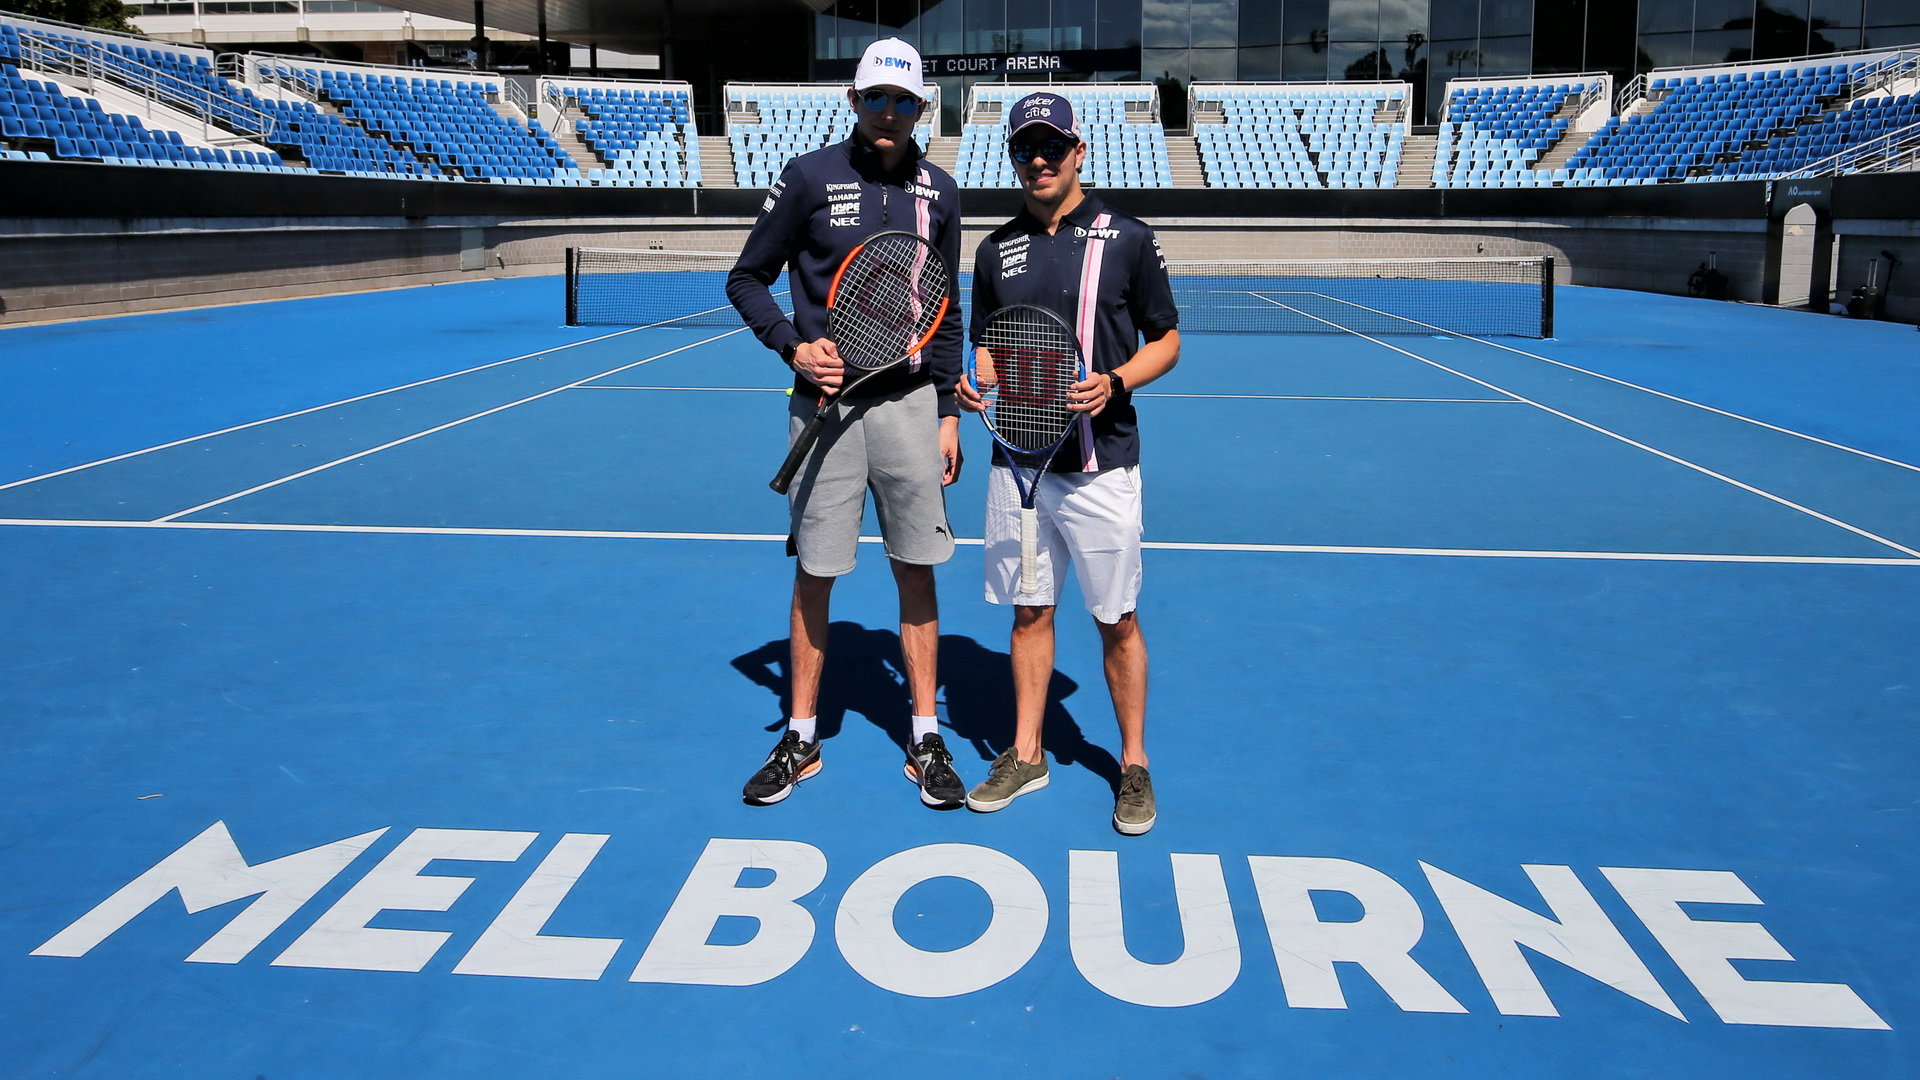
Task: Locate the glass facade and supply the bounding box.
[808,0,1920,125]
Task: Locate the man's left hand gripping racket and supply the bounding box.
[971,303,1088,597]
[769,230,951,495]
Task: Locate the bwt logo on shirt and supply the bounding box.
[1076,226,1121,240]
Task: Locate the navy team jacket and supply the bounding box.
[726,132,964,418]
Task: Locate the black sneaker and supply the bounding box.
[742,730,821,805]
[904,732,965,808]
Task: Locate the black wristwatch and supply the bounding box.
[1106,369,1128,400]
[779,337,805,369]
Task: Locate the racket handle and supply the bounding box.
[770,408,831,495]
[1018,507,1040,595]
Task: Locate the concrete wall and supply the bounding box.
[2,162,1913,325]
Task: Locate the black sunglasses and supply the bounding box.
[859,89,925,113]
[1008,136,1078,163]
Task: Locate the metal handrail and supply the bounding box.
[239,54,325,103]
[20,32,276,140]
[500,76,531,119]
[541,81,575,137]
[1616,73,1649,114]
[1790,119,1920,177]
[1846,48,1920,99]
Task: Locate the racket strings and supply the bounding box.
[979,312,1080,454]
[831,234,948,370]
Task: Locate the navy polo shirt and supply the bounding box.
[970,194,1179,472]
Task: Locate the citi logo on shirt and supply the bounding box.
[1075,226,1121,240]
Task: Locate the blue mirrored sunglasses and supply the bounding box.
[1008,136,1078,164]
[859,89,925,113]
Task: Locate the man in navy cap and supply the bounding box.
[957,91,1181,834]
[726,38,967,810]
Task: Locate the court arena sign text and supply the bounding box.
[32,823,1889,1031]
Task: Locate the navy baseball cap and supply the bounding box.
[1008,92,1080,141]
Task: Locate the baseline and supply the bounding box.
[2,518,1914,566]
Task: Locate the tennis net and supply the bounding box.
[566,247,1554,338]
[1165,256,1554,337]
[566,247,778,329]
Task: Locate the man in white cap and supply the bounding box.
[957,91,1181,835]
[726,39,968,809]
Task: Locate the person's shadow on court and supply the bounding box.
[731,622,1124,793]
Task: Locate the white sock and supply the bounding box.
[788,716,817,744]
[910,715,940,744]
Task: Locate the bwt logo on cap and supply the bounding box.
[855,37,927,95]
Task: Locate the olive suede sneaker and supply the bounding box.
[1113,764,1156,835]
[965,748,1049,812]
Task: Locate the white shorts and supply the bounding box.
[983,464,1143,623]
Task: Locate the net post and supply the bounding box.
[1541,255,1556,339]
[564,246,579,326]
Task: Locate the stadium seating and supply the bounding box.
[1194,83,1406,189]
[956,85,1169,189]
[5,8,1918,192]
[0,19,292,171]
[0,65,220,167]
[1562,65,1858,183]
[1437,81,1597,188]
[312,68,577,182]
[1714,89,1920,178]
[553,82,701,186]
[727,86,848,190]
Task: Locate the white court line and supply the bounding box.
[577,385,788,393]
[577,386,1517,404]
[153,326,750,522]
[1307,293,1920,475]
[1253,294,1920,561]
[1141,393,1518,403]
[2,517,1916,566]
[0,323,658,495]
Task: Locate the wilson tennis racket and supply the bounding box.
[769,229,952,495]
[970,303,1088,596]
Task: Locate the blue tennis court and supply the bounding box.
[2,277,1915,1078]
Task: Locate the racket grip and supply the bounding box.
[1018,507,1040,595]
[770,410,830,494]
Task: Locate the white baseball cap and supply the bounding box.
[853,37,927,97]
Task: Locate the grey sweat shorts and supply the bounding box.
[786,380,954,577]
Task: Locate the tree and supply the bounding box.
[4,0,138,34]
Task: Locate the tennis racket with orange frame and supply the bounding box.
[768,230,952,495]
